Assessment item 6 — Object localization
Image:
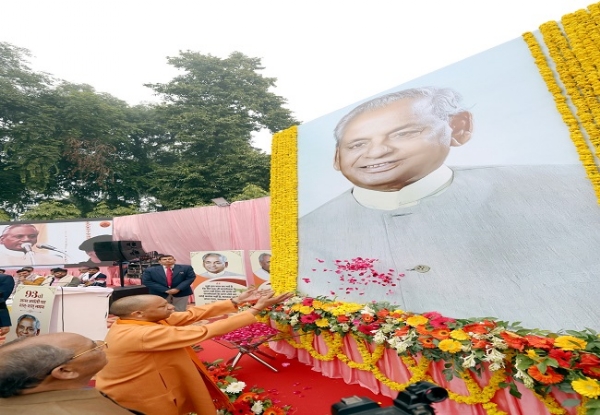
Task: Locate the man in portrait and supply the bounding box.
[0,224,63,266]
[198,253,244,278]
[252,252,271,288]
[298,86,600,331]
[15,314,41,338]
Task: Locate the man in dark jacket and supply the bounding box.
[0,269,15,335]
[141,254,196,311]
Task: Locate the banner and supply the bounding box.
[191,250,248,305]
[6,285,56,342]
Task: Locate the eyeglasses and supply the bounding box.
[70,340,107,360]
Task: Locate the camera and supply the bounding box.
[331,381,448,415]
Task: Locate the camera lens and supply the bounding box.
[423,386,448,403]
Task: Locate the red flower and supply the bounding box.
[337,315,350,323]
[300,312,320,324]
[575,353,600,378]
[361,314,374,323]
[524,335,554,350]
[357,322,380,335]
[422,312,455,328]
[430,328,451,340]
[416,325,431,335]
[472,339,490,350]
[394,326,410,337]
[419,336,436,349]
[302,298,314,306]
[548,349,574,368]
[463,321,495,334]
[376,309,390,320]
[527,366,564,384]
[500,331,527,351]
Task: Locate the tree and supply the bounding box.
[20,201,81,220]
[86,201,139,218]
[145,51,297,209]
[230,184,269,202]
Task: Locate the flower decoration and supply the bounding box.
[214,323,280,347]
[266,295,600,415]
[203,359,292,415]
[309,257,405,297]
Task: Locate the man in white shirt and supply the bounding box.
[298,86,600,332]
[198,253,244,278]
[0,224,63,266]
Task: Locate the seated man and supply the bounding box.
[16,269,46,286]
[82,267,107,287]
[0,332,142,414]
[52,268,81,287]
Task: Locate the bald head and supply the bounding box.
[0,332,107,397]
[110,295,175,321]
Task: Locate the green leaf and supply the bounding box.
[561,399,580,407]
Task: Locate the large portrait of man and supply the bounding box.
[296,37,600,332]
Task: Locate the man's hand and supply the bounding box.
[166,288,180,295]
[252,292,294,311]
[0,326,10,336]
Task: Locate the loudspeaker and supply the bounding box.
[109,285,150,306]
[93,241,146,262]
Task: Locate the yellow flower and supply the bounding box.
[450,330,470,341]
[312,300,324,309]
[572,377,600,399]
[554,335,587,350]
[406,315,429,327]
[315,318,329,328]
[290,303,303,312]
[298,305,314,315]
[526,350,539,359]
[330,302,364,316]
[438,339,463,353]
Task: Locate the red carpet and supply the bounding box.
[201,339,394,415]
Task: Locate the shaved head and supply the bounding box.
[110,295,158,317]
[110,295,175,321]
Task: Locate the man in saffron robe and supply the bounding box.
[95,289,292,415]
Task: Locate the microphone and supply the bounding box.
[36,244,68,256]
[37,243,58,251]
[21,243,33,253]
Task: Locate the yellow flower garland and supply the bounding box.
[270,125,299,293]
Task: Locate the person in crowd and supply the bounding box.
[16,268,46,286]
[15,314,41,338]
[0,224,63,266]
[0,332,142,414]
[95,289,293,415]
[198,252,244,278]
[52,268,81,287]
[252,252,271,288]
[0,269,15,336]
[81,266,107,287]
[141,254,195,311]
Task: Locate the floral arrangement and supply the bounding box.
[266,295,600,415]
[213,323,280,347]
[203,359,293,415]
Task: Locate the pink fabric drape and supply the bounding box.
[112,197,271,276]
[270,335,578,415]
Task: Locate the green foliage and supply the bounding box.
[20,201,81,220]
[85,201,139,218]
[230,184,269,202]
[1,43,292,218]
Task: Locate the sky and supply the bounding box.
[0,0,595,152]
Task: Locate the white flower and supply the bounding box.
[372,331,386,344]
[461,353,477,368]
[483,347,505,364]
[290,315,299,326]
[340,323,350,332]
[379,323,396,334]
[251,400,264,414]
[225,381,246,394]
[362,305,376,315]
[514,369,535,389]
[488,362,505,371]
